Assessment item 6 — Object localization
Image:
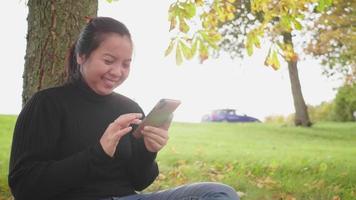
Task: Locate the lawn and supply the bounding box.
[0,115,16,200]
[1,115,356,200]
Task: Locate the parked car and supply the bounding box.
[201,109,261,123]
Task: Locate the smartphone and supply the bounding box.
[132,98,181,138]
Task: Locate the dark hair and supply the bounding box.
[66,17,132,82]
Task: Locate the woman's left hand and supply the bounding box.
[141,126,169,152]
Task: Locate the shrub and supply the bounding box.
[307,101,334,122]
[331,83,356,121]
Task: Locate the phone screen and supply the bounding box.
[132,99,181,138]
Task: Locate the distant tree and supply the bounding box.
[332,83,356,121]
[305,0,355,84]
[165,0,332,126]
[307,101,333,122]
[23,0,97,105]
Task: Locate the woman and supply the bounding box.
[9,17,239,200]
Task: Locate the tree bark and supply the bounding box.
[23,0,98,106]
[283,32,312,127]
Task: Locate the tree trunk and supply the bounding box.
[23,0,98,106]
[283,32,312,127]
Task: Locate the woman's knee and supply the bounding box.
[196,182,240,200]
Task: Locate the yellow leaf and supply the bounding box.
[176,42,183,65]
[264,48,280,70]
[180,41,193,59]
[285,194,297,200]
[179,19,190,33]
[195,0,204,6]
[183,2,196,19]
[332,195,341,200]
[199,42,208,63]
[191,39,198,58]
[271,51,280,70]
[169,18,176,32]
[164,39,175,57]
[227,13,235,20]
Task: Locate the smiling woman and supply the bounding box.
[76,33,133,95]
[8,17,239,200]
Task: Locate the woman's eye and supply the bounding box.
[104,60,114,65]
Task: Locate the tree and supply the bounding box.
[305,0,356,85]
[332,83,356,121]
[22,0,98,105]
[165,0,332,127]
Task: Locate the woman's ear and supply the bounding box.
[76,54,86,65]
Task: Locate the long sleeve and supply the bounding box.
[128,135,159,191]
[8,91,113,200]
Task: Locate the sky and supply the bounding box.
[0,1,343,122]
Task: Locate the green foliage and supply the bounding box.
[166,0,333,68]
[308,101,334,122]
[264,114,288,124]
[332,83,356,121]
[305,0,356,83]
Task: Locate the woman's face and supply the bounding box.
[77,34,133,95]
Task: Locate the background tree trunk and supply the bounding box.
[283,32,312,127]
[23,0,98,106]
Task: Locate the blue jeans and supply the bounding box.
[101,182,239,200]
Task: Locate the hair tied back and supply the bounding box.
[84,16,94,24]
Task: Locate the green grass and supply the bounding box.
[0,115,16,199]
[1,115,356,200]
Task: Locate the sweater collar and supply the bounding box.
[73,76,115,102]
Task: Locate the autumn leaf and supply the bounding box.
[169,18,177,32]
[265,48,281,70]
[195,0,204,6]
[332,195,341,200]
[180,41,193,59]
[253,176,280,189]
[165,39,175,57]
[293,19,302,30]
[176,42,183,65]
[183,2,196,19]
[199,41,209,63]
[191,39,198,58]
[179,18,190,33]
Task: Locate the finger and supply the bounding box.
[144,126,169,138]
[142,128,168,146]
[113,126,132,139]
[145,137,163,152]
[113,113,143,128]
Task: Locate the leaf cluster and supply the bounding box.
[166,0,333,70]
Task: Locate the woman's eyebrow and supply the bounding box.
[102,53,116,59]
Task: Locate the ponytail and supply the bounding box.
[65,41,80,82]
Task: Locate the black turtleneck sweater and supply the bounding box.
[8,79,158,200]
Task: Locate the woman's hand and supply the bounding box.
[141,114,173,152]
[141,126,169,152]
[100,113,142,157]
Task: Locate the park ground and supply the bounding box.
[1,115,355,200]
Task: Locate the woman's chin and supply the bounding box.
[96,86,114,96]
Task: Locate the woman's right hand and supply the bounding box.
[100,113,142,157]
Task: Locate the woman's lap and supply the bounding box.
[105,182,239,200]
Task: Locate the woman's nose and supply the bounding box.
[109,64,123,76]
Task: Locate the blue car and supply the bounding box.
[201,109,260,123]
